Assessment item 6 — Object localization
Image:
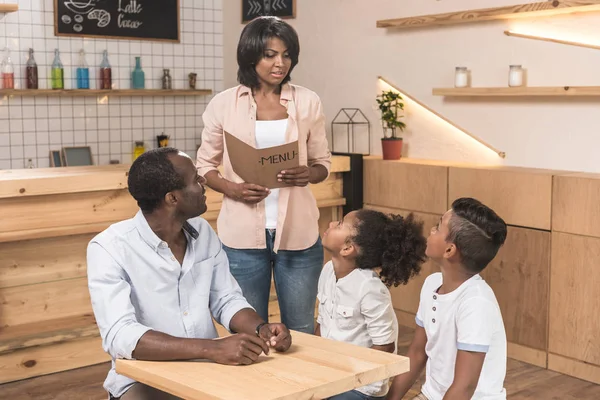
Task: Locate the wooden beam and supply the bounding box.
[504,30,600,50]
[378,76,506,158]
[377,1,600,29]
[433,86,600,96]
[0,4,18,13]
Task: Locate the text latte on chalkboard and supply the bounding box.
[54,0,180,42]
[242,0,295,22]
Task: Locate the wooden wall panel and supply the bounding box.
[481,227,550,351]
[0,190,138,233]
[550,232,600,366]
[0,234,93,289]
[0,278,91,327]
[552,173,600,238]
[448,167,553,230]
[364,158,448,214]
[365,205,441,315]
[548,353,600,385]
[0,336,109,384]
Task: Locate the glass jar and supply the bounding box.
[133,141,145,160]
[454,67,468,88]
[509,65,524,87]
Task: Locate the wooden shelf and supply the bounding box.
[377,1,600,29]
[433,86,600,97]
[0,89,212,98]
[504,30,600,50]
[378,76,506,158]
[0,4,18,13]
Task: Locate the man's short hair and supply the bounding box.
[128,147,185,213]
[446,197,507,273]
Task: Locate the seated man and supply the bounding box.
[87,148,291,400]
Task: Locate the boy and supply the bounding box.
[387,198,508,400]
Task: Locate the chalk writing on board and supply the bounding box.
[242,0,295,22]
[55,0,179,42]
[63,0,97,15]
[88,9,110,28]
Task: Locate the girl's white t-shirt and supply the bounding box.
[317,260,399,397]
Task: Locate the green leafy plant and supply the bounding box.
[376,90,406,139]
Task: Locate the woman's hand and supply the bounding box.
[225,181,270,204]
[278,166,311,187]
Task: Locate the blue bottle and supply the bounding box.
[76,49,90,89]
[131,56,145,89]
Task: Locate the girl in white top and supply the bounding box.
[316,209,427,400]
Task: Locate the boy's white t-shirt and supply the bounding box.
[317,260,398,397]
[254,119,288,229]
[416,272,507,400]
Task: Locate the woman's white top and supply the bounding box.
[254,119,289,229]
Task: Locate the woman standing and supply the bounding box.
[196,16,331,334]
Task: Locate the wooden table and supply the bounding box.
[116,331,410,400]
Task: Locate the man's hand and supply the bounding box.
[278,166,311,187]
[211,333,270,365]
[258,323,292,352]
[225,181,270,204]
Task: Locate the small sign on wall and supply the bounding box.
[242,0,295,23]
[54,0,180,42]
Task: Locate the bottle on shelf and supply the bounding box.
[133,141,146,160]
[131,57,145,89]
[51,48,64,90]
[76,49,90,89]
[1,47,15,90]
[99,50,112,90]
[25,48,38,89]
[161,69,172,90]
[26,158,35,169]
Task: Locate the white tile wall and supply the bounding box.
[0,0,223,169]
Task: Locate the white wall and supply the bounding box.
[224,0,600,172]
[0,0,223,169]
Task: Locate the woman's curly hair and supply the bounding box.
[352,209,427,287]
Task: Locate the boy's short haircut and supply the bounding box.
[446,197,507,273]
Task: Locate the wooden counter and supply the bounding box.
[364,156,600,385]
[0,156,351,384]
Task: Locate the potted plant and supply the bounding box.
[376,90,406,160]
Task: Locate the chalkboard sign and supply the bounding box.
[54,0,180,42]
[242,0,295,23]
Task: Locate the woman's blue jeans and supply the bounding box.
[223,230,323,334]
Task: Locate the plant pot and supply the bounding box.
[381,138,403,160]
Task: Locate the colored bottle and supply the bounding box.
[1,47,15,89]
[133,141,145,160]
[99,50,112,90]
[131,57,145,89]
[25,48,38,89]
[51,48,64,90]
[76,49,90,89]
